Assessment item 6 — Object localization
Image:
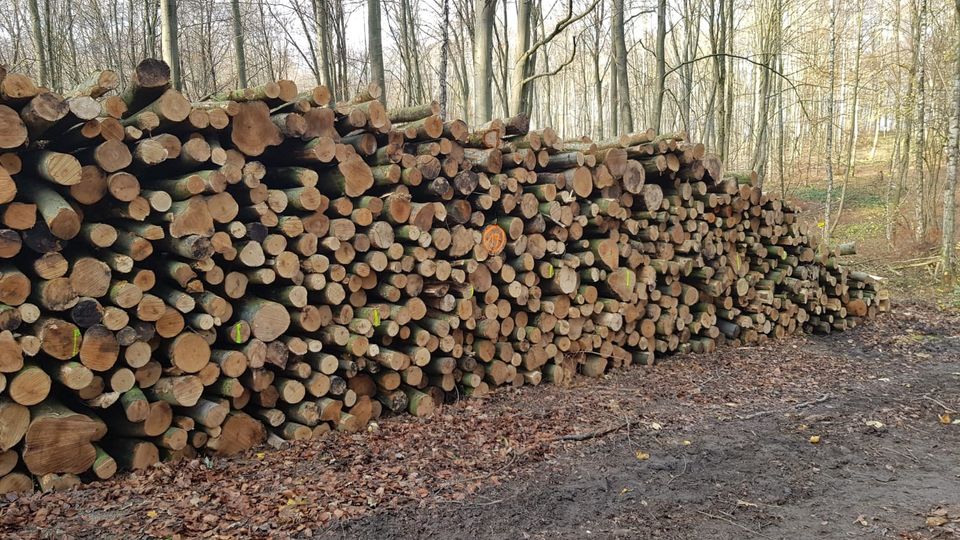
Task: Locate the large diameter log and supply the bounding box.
[22,151,82,186]
[66,69,120,99]
[121,59,171,112]
[0,105,28,149]
[19,181,81,240]
[0,398,30,450]
[205,411,266,456]
[145,376,204,407]
[20,92,69,139]
[236,298,290,342]
[22,400,106,475]
[231,101,283,156]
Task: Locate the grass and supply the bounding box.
[791,184,885,210]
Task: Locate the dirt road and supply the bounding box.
[2,302,958,539]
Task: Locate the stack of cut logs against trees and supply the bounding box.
[0,60,888,494]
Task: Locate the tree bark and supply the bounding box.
[160,0,181,91]
[652,0,667,132]
[27,0,48,89]
[611,0,632,133]
[473,0,496,124]
[823,0,837,240]
[942,0,960,280]
[231,0,248,88]
[368,0,386,104]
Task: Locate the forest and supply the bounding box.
[0,1,957,536]
[0,0,958,281]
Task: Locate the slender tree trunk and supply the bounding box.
[160,0,181,91]
[231,0,248,88]
[440,0,450,118]
[312,0,335,98]
[652,0,667,132]
[942,0,960,279]
[612,0,633,133]
[913,0,928,241]
[823,0,837,240]
[368,0,386,103]
[723,0,735,162]
[473,0,496,123]
[610,61,619,136]
[593,35,604,139]
[831,1,864,236]
[27,0,48,88]
[777,49,786,199]
[509,0,532,116]
[146,0,158,59]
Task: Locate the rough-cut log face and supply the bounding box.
[231,102,283,156]
[0,106,28,149]
[22,406,104,475]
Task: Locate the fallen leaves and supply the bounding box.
[635,451,650,461]
[809,435,822,444]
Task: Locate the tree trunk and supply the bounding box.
[368,0,386,104]
[942,0,960,280]
[652,0,667,132]
[823,0,837,240]
[508,0,532,117]
[830,0,863,236]
[27,0,48,89]
[439,0,449,118]
[231,0,248,88]
[473,0,496,124]
[160,0,181,91]
[913,0,927,241]
[612,0,632,133]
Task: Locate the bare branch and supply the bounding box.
[515,0,599,70]
[520,35,579,86]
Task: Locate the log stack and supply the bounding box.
[0,60,888,493]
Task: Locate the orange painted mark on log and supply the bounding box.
[481,224,507,255]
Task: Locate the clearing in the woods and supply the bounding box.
[0,299,957,539]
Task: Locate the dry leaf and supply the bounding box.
[635,451,650,461]
[939,413,952,425]
[146,510,158,519]
[865,420,884,429]
[927,516,950,527]
[809,435,821,444]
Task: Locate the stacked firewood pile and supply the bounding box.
[0,60,887,494]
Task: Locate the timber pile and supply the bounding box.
[0,60,888,494]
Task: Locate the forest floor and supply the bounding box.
[1,299,958,539]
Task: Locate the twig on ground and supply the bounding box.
[737,394,832,420]
[696,510,773,539]
[920,395,958,413]
[555,418,640,442]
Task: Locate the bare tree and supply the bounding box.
[27,0,47,87]
[652,0,666,132]
[612,0,632,133]
[160,0,181,90]
[230,0,247,88]
[943,0,960,279]
[823,0,837,240]
[368,0,386,102]
[830,0,864,236]
[473,0,496,123]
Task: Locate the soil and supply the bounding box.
[2,301,959,539]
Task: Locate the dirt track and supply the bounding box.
[326,302,960,540]
[2,302,959,539]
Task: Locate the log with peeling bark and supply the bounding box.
[0,61,886,493]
